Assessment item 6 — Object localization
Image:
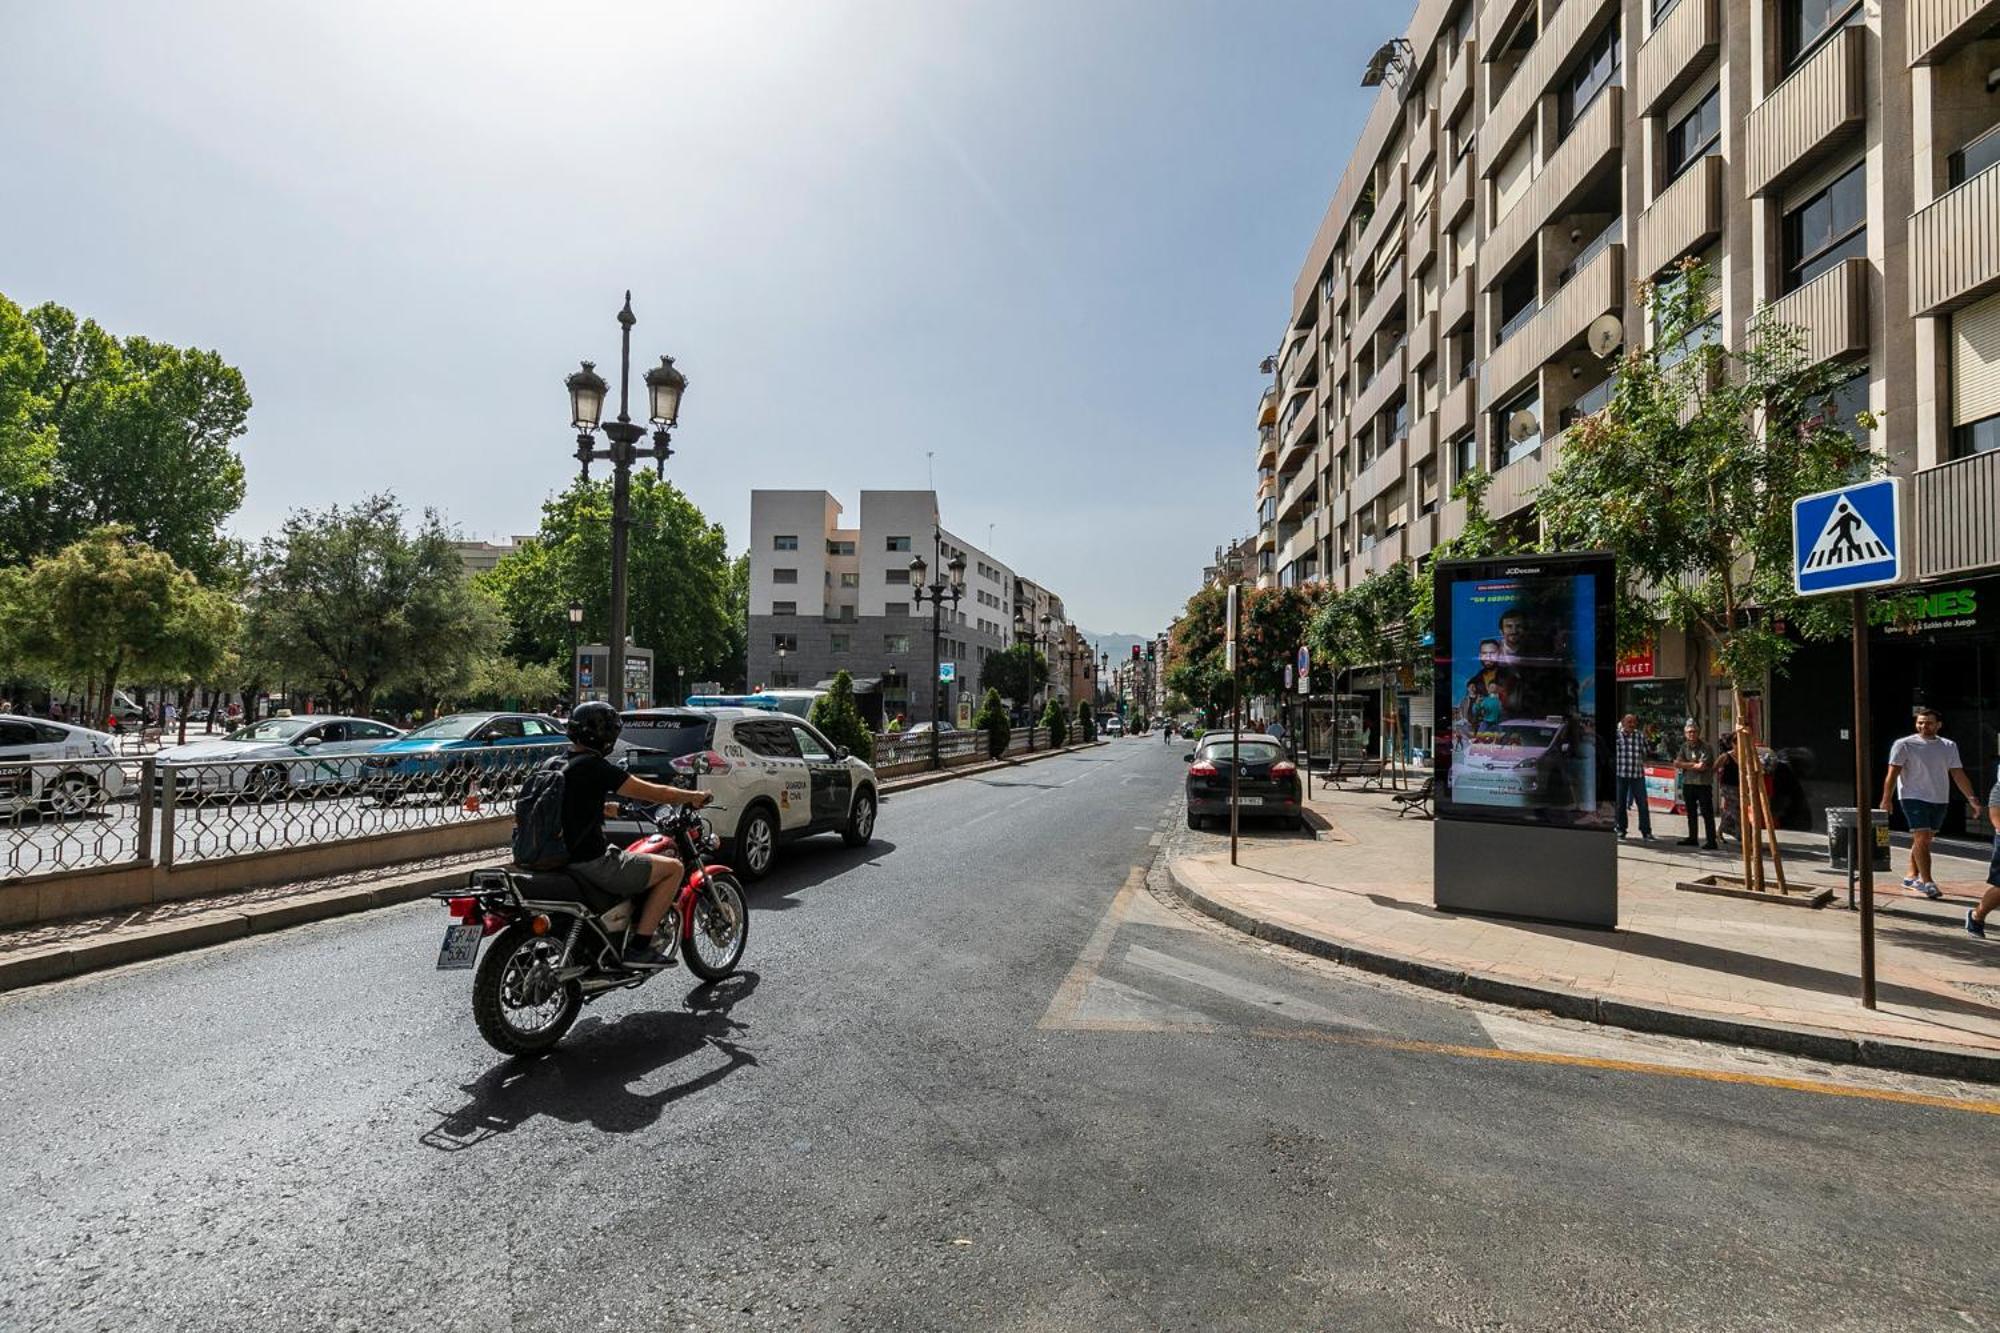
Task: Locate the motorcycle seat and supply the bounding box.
[508,867,624,913]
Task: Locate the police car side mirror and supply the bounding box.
[833,745,850,760]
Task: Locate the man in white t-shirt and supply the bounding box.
[1878,707,1983,900]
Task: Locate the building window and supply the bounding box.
[772,633,798,653]
[1652,0,1683,26]
[885,536,911,552]
[1557,22,1620,138]
[827,539,855,556]
[884,568,909,584]
[1949,124,2000,189]
[1782,0,1862,73]
[771,601,796,617]
[1955,415,2000,458]
[1664,85,1721,184]
[885,603,908,617]
[772,568,797,584]
[772,534,798,551]
[885,634,910,655]
[1809,365,1871,446]
[1494,385,1542,466]
[1781,160,1866,294]
[839,571,858,588]
[1451,430,1477,481]
[830,634,850,654]
[1497,262,1538,343]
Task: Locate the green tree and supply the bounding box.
[0,295,56,538]
[1075,698,1096,743]
[1040,697,1069,747]
[808,669,876,762]
[1167,582,1327,718]
[979,643,1047,709]
[0,527,204,723]
[247,494,501,715]
[159,581,243,744]
[463,656,565,711]
[482,474,737,699]
[973,687,1011,758]
[1412,469,1525,634]
[0,301,250,579]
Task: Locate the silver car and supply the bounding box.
[0,717,127,818]
[156,715,406,798]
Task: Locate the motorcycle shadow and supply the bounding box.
[420,972,761,1151]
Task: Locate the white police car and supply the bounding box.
[0,717,127,817]
[608,707,878,880]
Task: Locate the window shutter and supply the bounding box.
[1952,292,2000,426]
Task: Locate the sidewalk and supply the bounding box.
[1169,783,2000,1081]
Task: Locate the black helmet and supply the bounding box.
[567,700,622,754]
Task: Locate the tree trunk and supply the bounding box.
[1730,684,1759,891]
[175,684,191,745]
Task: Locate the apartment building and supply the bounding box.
[746,490,1067,727]
[451,537,538,575]
[1257,0,2000,815]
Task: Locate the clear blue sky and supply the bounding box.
[0,0,1385,636]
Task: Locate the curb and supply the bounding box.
[1165,856,2000,1086]
[881,739,1111,795]
[0,867,472,997]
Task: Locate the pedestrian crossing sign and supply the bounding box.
[1792,476,1902,595]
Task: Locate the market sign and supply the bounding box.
[1616,637,1655,681]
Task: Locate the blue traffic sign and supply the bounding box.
[1793,476,1902,595]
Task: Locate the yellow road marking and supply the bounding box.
[1244,1026,2000,1118]
[1040,866,1146,1030]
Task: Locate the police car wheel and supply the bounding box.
[734,806,777,881]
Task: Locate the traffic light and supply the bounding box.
[1130,645,1141,662]
[1145,642,1156,661]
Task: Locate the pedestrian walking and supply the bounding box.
[1969,770,2000,938]
[1613,713,1654,841]
[1673,722,1718,849]
[1879,706,1983,900]
[1267,715,1286,749]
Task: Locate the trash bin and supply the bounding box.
[1825,806,1891,872]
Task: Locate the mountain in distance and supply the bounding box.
[1073,630,1151,664]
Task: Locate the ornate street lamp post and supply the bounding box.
[1013,608,1056,750]
[565,292,687,710]
[909,532,966,772]
[566,601,584,710]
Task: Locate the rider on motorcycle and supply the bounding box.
[561,702,713,969]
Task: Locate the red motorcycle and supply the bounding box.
[433,800,749,1056]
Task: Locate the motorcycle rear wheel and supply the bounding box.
[683,873,748,981]
[473,924,582,1056]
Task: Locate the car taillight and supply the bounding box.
[670,749,732,776]
[1188,760,1218,777]
[446,896,478,920]
[1270,761,1297,778]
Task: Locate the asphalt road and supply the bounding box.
[3,739,1996,1330]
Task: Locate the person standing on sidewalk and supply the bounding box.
[1614,714,1654,841]
[1969,772,1999,938]
[1673,722,1717,849]
[1878,707,1983,900]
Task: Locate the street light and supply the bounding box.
[776,643,789,688]
[565,292,686,710]
[567,601,584,710]
[1013,607,1056,750]
[909,533,966,771]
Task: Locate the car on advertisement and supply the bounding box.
[361,712,567,804]
[1451,716,1585,808]
[0,717,127,818]
[609,707,877,880]
[156,715,405,799]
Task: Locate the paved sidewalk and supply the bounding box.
[1170,784,2000,1080]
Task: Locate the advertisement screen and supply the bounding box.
[1435,556,1613,830]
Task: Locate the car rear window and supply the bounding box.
[1203,740,1285,764]
[620,714,714,759]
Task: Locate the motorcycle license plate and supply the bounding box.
[436,923,484,970]
[1236,796,1264,807]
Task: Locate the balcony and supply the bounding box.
[1254,523,1277,554]
[1633,154,1724,281]
[1257,383,1278,427]
[1437,374,1477,442]
[1909,0,2000,64]
[1635,0,1719,116]
[1480,0,1620,173]
[1352,435,1408,509]
[1484,87,1623,288]
[1278,385,1319,467]
[1440,264,1477,331]
[1408,308,1439,373]
[1756,256,1870,367]
[1277,473,1319,524]
[1486,434,1566,520]
[1746,26,1866,197]
[1909,164,2000,316]
[1281,331,1318,391]
[1407,411,1438,465]
[1255,422,1277,467]
[1352,256,1408,350]
[1482,242,1624,407]
[1913,450,2000,578]
[1438,492,1468,543]
[1409,206,1437,272]
[1440,146,1475,224]
[1406,510,1439,560]
[1352,343,1408,428]
[1439,38,1477,122]
[1478,0,1535,69]
[1353,171,1406,268]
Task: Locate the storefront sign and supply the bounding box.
[1873,584,1982,638]
[1616,638,1655,681]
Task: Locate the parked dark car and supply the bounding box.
[1183,731,1302,830]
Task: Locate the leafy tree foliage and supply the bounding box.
[465,656,565,711]
[0,295,56,528]
[809,669,876,763]
[1167,583,1327,718]
[0,300,249,579]
[0,527,213,723]
[482,474,738,700]
[1040,697,1069,747]
[973,687,1011,758]
[1309,562,1423,685]
[979,643,1048,707]
[247,494,502,714]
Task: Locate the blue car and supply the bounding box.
[361,712,567,804]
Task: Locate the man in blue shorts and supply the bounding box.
[1877,707,1983,900]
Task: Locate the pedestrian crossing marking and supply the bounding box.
[1800,497,1889,571]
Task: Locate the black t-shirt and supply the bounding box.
[560,751,630,863]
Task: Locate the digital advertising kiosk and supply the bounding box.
[1432,552,1618,927]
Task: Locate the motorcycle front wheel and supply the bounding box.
[472,923,583,1056]
[683,873,748,981]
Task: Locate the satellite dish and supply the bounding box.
[1586,313,1624,358]
[1507,410,1540,443]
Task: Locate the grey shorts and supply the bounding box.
[568,848,654,898]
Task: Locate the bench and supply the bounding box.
[1322,758,1386,787]
[1391,777,1434,819]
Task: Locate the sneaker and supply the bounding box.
[1968,909,1987,939]
[1915,881,1943,900]
[1901,876,1922,889]
[620,941,676,970]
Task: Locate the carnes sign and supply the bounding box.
[1871,584,1982,637]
